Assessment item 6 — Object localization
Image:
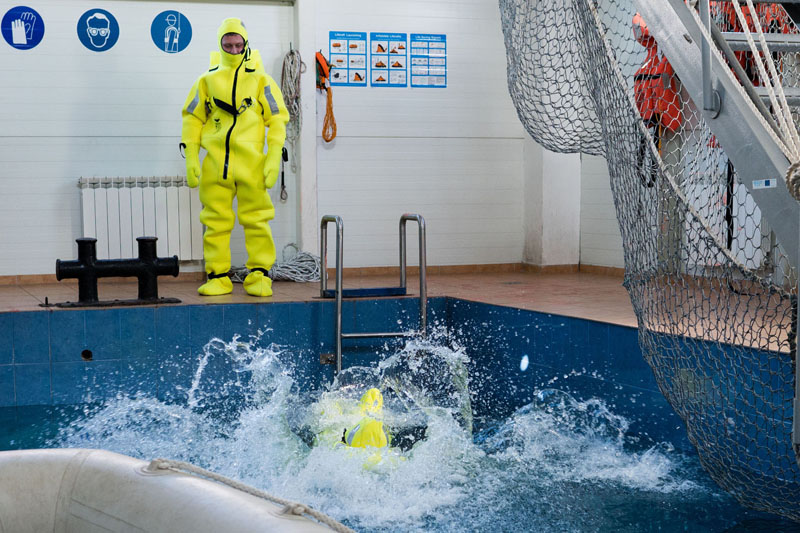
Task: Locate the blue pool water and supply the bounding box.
[1,298,798,532]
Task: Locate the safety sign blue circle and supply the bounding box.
[1,5,44,50]
[77,9,119,52]
[151,10,191,54]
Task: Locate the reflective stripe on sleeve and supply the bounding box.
[264,85,279,114]
[187,91,200,114]
[345,424,361,446]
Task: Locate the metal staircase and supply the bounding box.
[635,0,800,465]
[635,0,800,268]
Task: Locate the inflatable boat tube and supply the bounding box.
[0,448,340,533]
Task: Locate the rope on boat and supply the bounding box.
[145,458,355,533]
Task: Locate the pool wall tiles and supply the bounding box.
[1,301,610,409]
[0,298,694,443]
[446,299,691,448]
[0,314,13,405]
[0,298,443,408]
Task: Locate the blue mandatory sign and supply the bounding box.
[1,5,44,50]
[77,9,119,52]
[151,10,191,54]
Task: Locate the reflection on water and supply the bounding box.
[42,332,795,532]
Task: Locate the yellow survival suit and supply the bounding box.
[313,387,404,470]
[181,18,289,296]
[343,388,389,449]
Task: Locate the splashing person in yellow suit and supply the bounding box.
[181,18,289,296]
[342,388,389,449]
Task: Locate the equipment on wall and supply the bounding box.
[281,44,305,173]
[280,146,289,202]
[316,51,337,142]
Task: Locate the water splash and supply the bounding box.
[478,389,696,493]
[52,332,719,532]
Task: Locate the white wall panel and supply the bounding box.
[318,137,523,267]
[314,0,526,268]
[0,0,296,275]
[580,154,625,268]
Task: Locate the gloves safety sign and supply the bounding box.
[2,5,44,50]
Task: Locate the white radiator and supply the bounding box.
[79,177,204,261]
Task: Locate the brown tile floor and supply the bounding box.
[0,271,636,327]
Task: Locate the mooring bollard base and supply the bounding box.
[40,296,182,309]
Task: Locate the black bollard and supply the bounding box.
[52,237,181,307]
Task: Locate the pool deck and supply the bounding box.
[0,271,636,327]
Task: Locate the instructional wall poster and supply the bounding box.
[329,31,367,86]
[410,34,447,88]
[369,32,407,87]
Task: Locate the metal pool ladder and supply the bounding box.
[320,214,427,373]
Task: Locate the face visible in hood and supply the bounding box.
[217,17,249,66]
[221,33,245,55]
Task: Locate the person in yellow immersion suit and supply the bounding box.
[342,388,390,449]
[181,18,289,297]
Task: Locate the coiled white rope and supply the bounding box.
[231,244,321,284]
[281,48,306,174]
[145,458,355,533]
[270,243,321,282]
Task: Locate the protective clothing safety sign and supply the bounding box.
[151,10,191,53]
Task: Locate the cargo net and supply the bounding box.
[500,0,800,521]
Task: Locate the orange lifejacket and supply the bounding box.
[632,13,682,133]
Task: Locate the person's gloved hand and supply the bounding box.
[184,143,201,188]
[263,149,282,189]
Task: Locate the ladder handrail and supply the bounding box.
[320,215,344,372]
[320,214,427,374]
[399,214,427,336]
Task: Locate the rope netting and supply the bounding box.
[500,0,800,520]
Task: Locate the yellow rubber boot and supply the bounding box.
[243,269,272,297]
[198,275,233,296]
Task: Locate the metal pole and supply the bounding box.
[700,0,714,112]
[400,214,427,337]
[399,218,407,290]
[320,218,328,297]
[320,215,344,373]
[418,215,427,337]
[335,218,343,373]
[793,215,800,456]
